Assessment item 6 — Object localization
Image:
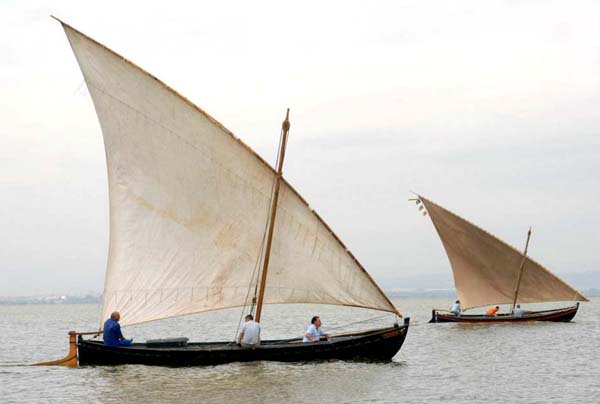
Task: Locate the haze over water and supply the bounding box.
[1,298,598,403]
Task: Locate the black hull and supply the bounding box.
[77,323,409,367]
[429,303,579,323]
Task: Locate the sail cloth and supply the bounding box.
[419,196,587,310]
[58,21,399,327]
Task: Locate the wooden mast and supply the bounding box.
[511,227,532,313]
[254,109,291,323]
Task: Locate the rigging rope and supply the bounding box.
[323,314,426,331]
[326,315,424,330]
[324,314,391,331]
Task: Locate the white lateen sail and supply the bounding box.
[58,21,400,327]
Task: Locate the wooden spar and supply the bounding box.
[31,331,78,368]
[511,227,532,313]
[254,109,291,323]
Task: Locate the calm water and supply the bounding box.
[1,298,599,403]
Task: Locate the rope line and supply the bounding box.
[325,314,390,331]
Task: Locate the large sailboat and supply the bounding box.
[415,195,587,323]
[36,19,408,367]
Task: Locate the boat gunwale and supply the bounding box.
[431,304,578,323]
[78,324,407,352]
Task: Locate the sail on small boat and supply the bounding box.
[414,195,588,323]
[36,18,408,367]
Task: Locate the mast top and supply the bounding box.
[283,108,290,131]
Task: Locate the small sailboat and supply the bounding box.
[414,195,587,323]
[36,18,408,367]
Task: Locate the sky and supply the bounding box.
[1,0,599,296]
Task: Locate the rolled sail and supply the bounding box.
[59,22,399,327]
[419,196,587,310]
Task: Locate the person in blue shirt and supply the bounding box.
[103,311,133,347]
[303,316,330,343]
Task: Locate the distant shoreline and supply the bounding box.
[0,295,102,305]
[1,288,598,305]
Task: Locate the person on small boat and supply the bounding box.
[485,306,500,316]
[450,300,461,316]
[514,304,525,318]
[103,311,132,347]
[303,316,330,342]
[238,314,261,349]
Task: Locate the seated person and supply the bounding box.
[450,300,461,316]
[103,311,133,347]
[485,306,500,317]
[238,314,261,349]
[302,316,330,343]
[514,304,525,318]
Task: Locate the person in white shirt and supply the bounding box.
[450,300,461,316]
[238,314,261,349]
[514,304,525,318]
[303,316,330,343]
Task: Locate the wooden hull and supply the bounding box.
[429,303,579,323]
[77,323,409,366]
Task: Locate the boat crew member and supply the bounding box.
[103,311,133,347]
[238,314,261,348]
[303,316,330,342]
[514,304,525,318]
[485,306,500,316]
[450,300,461,316]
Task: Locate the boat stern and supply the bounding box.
[31,331,78,368]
